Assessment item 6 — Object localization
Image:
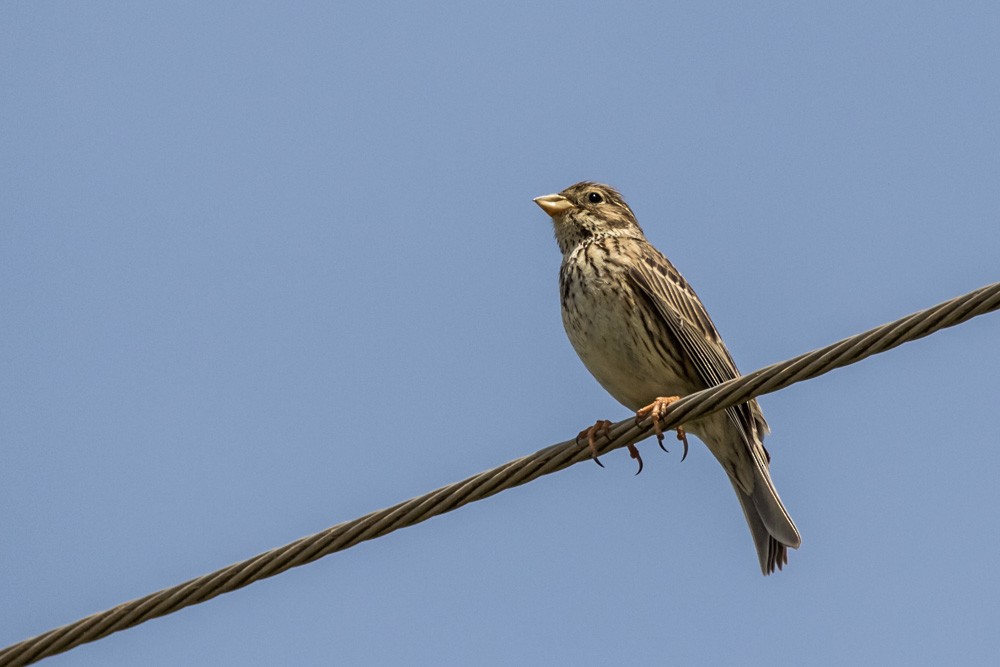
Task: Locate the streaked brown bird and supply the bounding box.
[534,181,801,574]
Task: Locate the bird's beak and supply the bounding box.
[533,193,574,217]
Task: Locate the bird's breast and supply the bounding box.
[559,244,692,410]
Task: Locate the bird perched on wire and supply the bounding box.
[534,181,801,574]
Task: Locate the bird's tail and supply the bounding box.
[733,458,801,575]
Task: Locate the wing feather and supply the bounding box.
[626,255,771,475]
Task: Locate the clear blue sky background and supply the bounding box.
[3,3,999,665]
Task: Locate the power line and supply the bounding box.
[2,281,998,666]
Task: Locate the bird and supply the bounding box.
[533,181,801,574]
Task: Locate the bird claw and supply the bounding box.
[627,443,644,475]
[635,396,689,462]
[576,419,646,474]
[575,419,613,468]
[676,428,689,463]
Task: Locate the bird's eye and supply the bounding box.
[587,192,603,204]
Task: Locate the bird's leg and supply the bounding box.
[635,396,690,462]
[575,419,613,468]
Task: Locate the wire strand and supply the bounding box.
[2,281,998,666]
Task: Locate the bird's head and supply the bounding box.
[533,181,644,254]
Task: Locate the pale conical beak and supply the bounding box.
[533,193,575,217]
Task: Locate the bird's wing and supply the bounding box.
[628,250,800,549]
[626,253,771,476]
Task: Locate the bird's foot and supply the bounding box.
[635,396,690,462]
[575,419,613,468]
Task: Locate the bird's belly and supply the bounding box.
[561,286,691,411]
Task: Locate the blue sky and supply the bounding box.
[3,3,999,665]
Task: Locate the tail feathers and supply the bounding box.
[732,480,792,575]
[695,416,801,574]
[749,462,801,549]
[731,460,800,575]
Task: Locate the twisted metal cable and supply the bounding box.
[2,282,998,666]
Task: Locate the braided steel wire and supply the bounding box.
[2,281,997,666]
